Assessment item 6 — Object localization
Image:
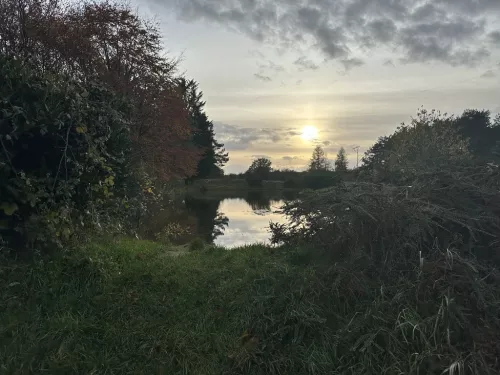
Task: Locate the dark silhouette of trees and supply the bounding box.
[246,158,272,180]
[308,146,330,171]
[179,79,228,179]
[362,108,500,177]
[334,147,348,172]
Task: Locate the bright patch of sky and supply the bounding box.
[135,0,500,172]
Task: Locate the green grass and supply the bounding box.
[1,239,500,374]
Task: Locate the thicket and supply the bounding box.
[272,109,500,261]
[0,57,146,249]
[0,0,226,250]
[269,108,500,372]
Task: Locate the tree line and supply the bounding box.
[0,0,227,250]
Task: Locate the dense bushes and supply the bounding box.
[302,170,342,189]
[271,109,500,264]
[0,57,145,249]
[0,0,208,181]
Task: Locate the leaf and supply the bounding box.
[76,126,87,134]
[0,219,9,229]
[9,282,20,287]
[0,202,19,216]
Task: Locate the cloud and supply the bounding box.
[214,122,302,151]
[398,17,490,66]
[161,0,500,67]
[340,57,365,71]
[383,59,395,67]
[282,156,300,161]
[293,56,319,71]
[481,70,496,78]
[249,49,265,58]
[251,154,271,159]
[254,73,272,82]
[490,31,500,46]
[258,60,285,72]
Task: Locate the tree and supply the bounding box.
[334,147,348,172]
[246,158,272,180]
[0,0,202,181]
[179,79,228,179]
[454,109,500,161]
[308,146,330,171]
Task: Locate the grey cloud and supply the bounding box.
[410,3,446,22]
[254,73,272,82]
[294,56,319,71]
[282,156,300,161]
[249,49,265,58]
[214,122,302,151]
[398,17,490,66]
[383,59,395,67]
[164,0,500,67]
[365,18,397,45]
[341,57,364,71]
[251,154,271,159]
[490,31,500,46]
[481,70,496,78]
[258,60,285,72]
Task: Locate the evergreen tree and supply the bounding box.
[308,146,330,171]
[334,147,348,172]
[246,158,272,180]
[179,79,229,179]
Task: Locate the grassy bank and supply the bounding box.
[2,238,500,374]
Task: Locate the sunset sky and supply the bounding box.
[136,0,500,173]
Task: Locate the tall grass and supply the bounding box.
[2,238,500,374]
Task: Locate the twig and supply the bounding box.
[52,125,72,191]
[0,135,17,175]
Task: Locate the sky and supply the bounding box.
[134,0,500,173]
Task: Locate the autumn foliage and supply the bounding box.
[0,0,201,180]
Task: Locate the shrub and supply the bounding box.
[0,57,139,249]
[272,112,500,264]
[189,238,205,251]
[303,170,342,189]
[272,165,500,264]
[246,177,263,188]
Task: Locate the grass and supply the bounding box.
[1,238,500,374]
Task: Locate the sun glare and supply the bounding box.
[301,125,318,141]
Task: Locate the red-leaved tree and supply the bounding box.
[0,0,201,180]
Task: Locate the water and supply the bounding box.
[141,191,297,248]
[212,198,287,247]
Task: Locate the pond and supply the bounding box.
[141,191,298,248]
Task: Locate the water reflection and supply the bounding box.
[141,190,297,248]
[184,196,229,243]
[213,197,287,248]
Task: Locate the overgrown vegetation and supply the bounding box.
[2,239,500,374]
[2,1,500,374]
[0,0,226,250]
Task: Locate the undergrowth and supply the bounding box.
[1,238,500,374]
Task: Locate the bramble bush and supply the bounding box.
[0,57,149,250]
[271,110,500,264]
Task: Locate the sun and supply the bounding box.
[301,125,318,141]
